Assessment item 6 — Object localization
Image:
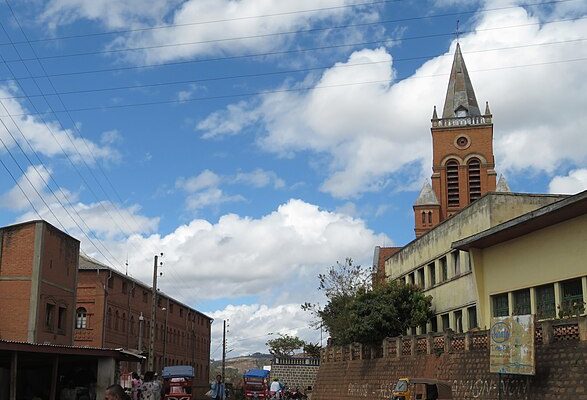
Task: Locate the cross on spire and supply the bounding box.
[455,19,460,43]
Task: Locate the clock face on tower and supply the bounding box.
[454,135,470,149]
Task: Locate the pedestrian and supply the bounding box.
[105,385,130,400]
[131,372,142,400]
[209,374,225,400]
[139,371,161,400]
[270,378,282,399]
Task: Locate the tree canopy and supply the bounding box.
[302,258,434,345]
[265,334,306,357]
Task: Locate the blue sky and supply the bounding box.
[1,0,587,356]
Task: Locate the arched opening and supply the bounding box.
[446,160,460,207]
[107,308,112,329]
[468,158,481,202]
[114,310,119,331]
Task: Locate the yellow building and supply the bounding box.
[453,189,587,329]
[384,192,565,333]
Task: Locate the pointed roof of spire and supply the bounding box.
[414,181,439,206]
[496,175,511,192]
[442,43,481,118]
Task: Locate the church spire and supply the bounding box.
[442,43,480,118]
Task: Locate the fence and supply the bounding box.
[320,316,587,363]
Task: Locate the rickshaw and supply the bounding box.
[391,378,452,400]
[162,365,195,400]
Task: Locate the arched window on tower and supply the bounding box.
[468,158,481,202]
[446,160,460,208]
[428,211,433,224]
[421,211,426,225]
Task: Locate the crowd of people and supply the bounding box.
[104,371,163,400]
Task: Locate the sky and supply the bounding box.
[1,0,587,358]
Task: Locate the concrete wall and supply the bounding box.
[313,318,587,400]
[472,213,587,328]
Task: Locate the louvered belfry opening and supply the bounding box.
[468,158,481,202]
[446,160,460,208]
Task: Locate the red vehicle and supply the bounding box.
[162,365,194,400]
[243,369,270,399]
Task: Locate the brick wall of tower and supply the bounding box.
[431,124,496,222]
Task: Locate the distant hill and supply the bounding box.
[210,354,273,385]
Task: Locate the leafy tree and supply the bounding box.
[345,280,434,344]
[302,258,433,346]
[303,342,322,358]
[266,334,306,357]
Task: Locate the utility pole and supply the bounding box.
[148,253,162,371]
[221,320,226,382]
[138,313,144,375]
[162,298,169,370]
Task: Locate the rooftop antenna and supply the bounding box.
[125,253,128,276]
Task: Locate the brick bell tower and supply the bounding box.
[414,43,497,237]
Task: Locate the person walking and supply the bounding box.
[139,372,161,400]
[209,375,225,400]
[131,372,142,400]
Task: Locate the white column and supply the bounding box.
[582,277,587,315]
[530,287,537,315]
[554,282,562,318]
[462,307,470,332]
[508,292,514,316]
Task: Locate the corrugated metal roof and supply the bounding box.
[0,339,143,361]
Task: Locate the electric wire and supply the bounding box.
[1,38,584,101]
[2,55,585,118]
[0,19,128,270]
[3,6,194,296]
[0,149,43,219]
[0,0,574,47]
[1,2,582,63]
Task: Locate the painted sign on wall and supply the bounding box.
[489,315,535,375]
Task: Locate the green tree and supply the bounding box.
[266,334,305,357]
[302,258,433,346]
[345,280,434,344]
[303,342,322,358]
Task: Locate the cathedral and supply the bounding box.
[413,43,509,238]
[373,43,580,334]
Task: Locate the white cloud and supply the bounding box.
[41,0,381,64]
[107,198,387,303]
[548,169,587,194]
[41,0,178,30]
[0,85,119,163]
[1,166,159,240]
[185,188,245,211]
[210,304,319,357]
[197,5,587,198]
[232,169,285,189]
[176,169,221,192]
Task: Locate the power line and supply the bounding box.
[3,3,195,295]
[0,19,128,270]
[1,1,579,63]
[2,56,586,118]
[0,0,574,47]
[1,38,584,101]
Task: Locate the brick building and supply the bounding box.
[75,254,212,382]
[0,220,80,345]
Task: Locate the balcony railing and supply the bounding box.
[432,115,492,128]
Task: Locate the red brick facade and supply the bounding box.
[0,220,80,345]
[75,256,211,383]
